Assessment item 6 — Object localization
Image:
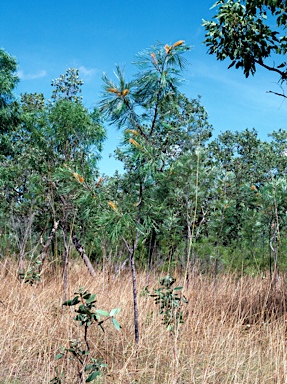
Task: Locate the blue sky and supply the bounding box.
[2,0,287,175]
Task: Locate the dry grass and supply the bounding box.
[1,260,287,383]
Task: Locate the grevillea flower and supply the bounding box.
[108,201,117,211]
[126,129,139,135]
[173,40,185,48]
[164,44,172,54]
[150,52,158,65]
[122,89,129,96]
[106,88,121,95]
[73,172,84,183]
[129,138,141,148]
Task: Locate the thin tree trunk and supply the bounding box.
[123,236,139,345]
[17,212,36,271]
[72,235,96,277]
[38,220,59,273]
[62,228,69,302]
[130,249,139,345]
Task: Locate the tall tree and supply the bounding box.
[99,40,212,343]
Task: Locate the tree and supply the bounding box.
[99,40,213,342]
[0,66,105,291]
[0,48,20,155]
[203,0,287,97]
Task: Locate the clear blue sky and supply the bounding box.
[2,1,287,175]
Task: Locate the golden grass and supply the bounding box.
[1,260,287,383]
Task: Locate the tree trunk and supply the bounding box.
[38,220,59,274]
[62,228,69,302]
[72,235,96,277]
[130,249,139,345]
[123,236,139,346]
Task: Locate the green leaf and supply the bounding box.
[86,294,96,304]
[173,286,183,291]
[112,317,121,331]
[55,353,64,360]
[109,307,120,317]
[86,371,101,382]
[95,309,109,316]
[63,296,80,306]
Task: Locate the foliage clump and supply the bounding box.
[52,287,120,383]
[145,275,188,332]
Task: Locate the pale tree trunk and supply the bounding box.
[72,235,96,277]
[14,212,36,271]
[62,227,69,302]
[38,220,59,274]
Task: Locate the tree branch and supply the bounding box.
[254,59,287,80]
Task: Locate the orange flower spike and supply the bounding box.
[173,40,185,48]
[164,44,172,54]
[150,52,158,65]
[73,172,85,183]
[96,177,103,187]
[251,185,257,191]
[122,89,129,97]
[129,138,141,148]
[126,129,139,135]
[108,201,117,211]
[106,87,119,94]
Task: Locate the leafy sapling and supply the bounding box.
[53,287,120,383]
[146,275,188,332]
[18,254,42,285]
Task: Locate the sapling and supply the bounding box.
[18,254,42,285]
[145,275,188,383]
[52,287,120,383]
[145,275,188,332]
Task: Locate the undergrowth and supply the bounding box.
[1,260,287,383]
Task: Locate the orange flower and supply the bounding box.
[251,185,257,191]
[164,44,172,54]
[96,177,103,187]
[122,89,129,97]
[106,88,121,96]
[173,40,185,48]
[73,172,84,183]
[126,129,139,135]
[150,52,158,65]
[108,201,117,211]
[129,138,141,148]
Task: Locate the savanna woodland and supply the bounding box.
[2,1,287,383]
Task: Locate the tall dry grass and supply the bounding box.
[1,260,287,383]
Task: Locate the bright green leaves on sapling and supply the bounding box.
[63,286,121,331]
[53,287,120,383]
[146,275,188,332]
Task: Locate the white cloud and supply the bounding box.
[17,69,47,80]
[78,65,97,78]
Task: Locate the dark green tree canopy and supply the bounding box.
[0,48,18,107]
[203,0,287,96]
[0,49,20,155]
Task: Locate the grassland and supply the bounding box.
[1,260,287,383]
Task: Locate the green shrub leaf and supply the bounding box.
[109,307,120,317]
[86,371,100,382]
[112,317,121,331]
[95,309,109,316]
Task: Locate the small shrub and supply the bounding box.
[52,287,120,383]
[145,275,188,332]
